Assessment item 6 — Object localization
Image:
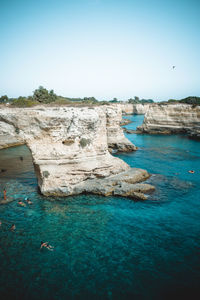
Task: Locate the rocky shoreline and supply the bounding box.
[0,105,154,200]
[137,104,200,138]
[43,168,155,200]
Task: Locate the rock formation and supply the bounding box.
[137,104,200,137]
[106,105,137,152]
[0,106,154,199]
[0,114,24,149]
[119,103,151,115]
[119,103,134,115]
[132,104,151,115]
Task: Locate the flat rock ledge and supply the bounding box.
[123,128,138,134]
[0,199,14,205]
[108,142,138,153]
[120,119,133,126]
[43,168,155,201]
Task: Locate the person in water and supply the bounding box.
[18,200,26,207]
[3,189,6,201]
[10,224,16,231]
[40,241,54,251]
[188,170,195,174]
[25,198,32,205]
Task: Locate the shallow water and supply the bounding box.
[0,115,200,300]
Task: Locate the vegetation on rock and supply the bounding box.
[128,97,154,104]
[43,171,50,178]
[0,95,9,103]
[165,96,200,105]
[80,138,91,148]
[33,86,57,103]
[1,88,199,107]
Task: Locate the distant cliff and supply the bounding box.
[119,103,151,115]
[106,105,137,151]
[0,106,154,199]
[137,104,200,138]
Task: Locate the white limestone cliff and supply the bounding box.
[106,105,137,152]
[137,104,200,137]
[132,104,151,115]
[119,103,151,115]
[0,106,154,199]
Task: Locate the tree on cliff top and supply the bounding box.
[0,95,9,103]
[33,86,57,103]
[83,97,98,104]
[179,96,200,105]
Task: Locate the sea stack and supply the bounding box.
[0,105,154,199]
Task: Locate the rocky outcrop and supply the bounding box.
[0,116,24,149]
[0,106,153,199]
[120,118,132,126]
[74,168,154,200]
[132,104,151,115]
[106,105,137,152]
[123,128,137,134]
[119,103,134,115]
[137,104,200,136]
[119,103,151,115]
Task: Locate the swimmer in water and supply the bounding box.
[40,241,54,251]
[18,201,26,207]
[188,170,195,174]
[3,189,6,201]
[10,224,16,231]
[25,198,32,204]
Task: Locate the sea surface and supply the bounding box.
[0,114,200,300]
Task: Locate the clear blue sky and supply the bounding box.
[0,0,200,101]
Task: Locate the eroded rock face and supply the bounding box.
[119,103,151,115]
[0,106,153,199]
[106,105,137,152]
[119,103,134,115]
[137,104,200,137]
[0,115,24,149]
[132,104,151,115]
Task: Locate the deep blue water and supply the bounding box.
[0,114,200,300]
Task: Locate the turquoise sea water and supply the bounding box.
[0,115,200,300]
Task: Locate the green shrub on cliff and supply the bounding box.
[80,138,91,148]
[33,86,57,103]
[0,95,9,103]
[166,97,200,105]
[11,96,38,107]
[82,97,98,104]
[43,170,50,178]
[128,97,154,104]
[167,99,177,103]
[179,96,200,105]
